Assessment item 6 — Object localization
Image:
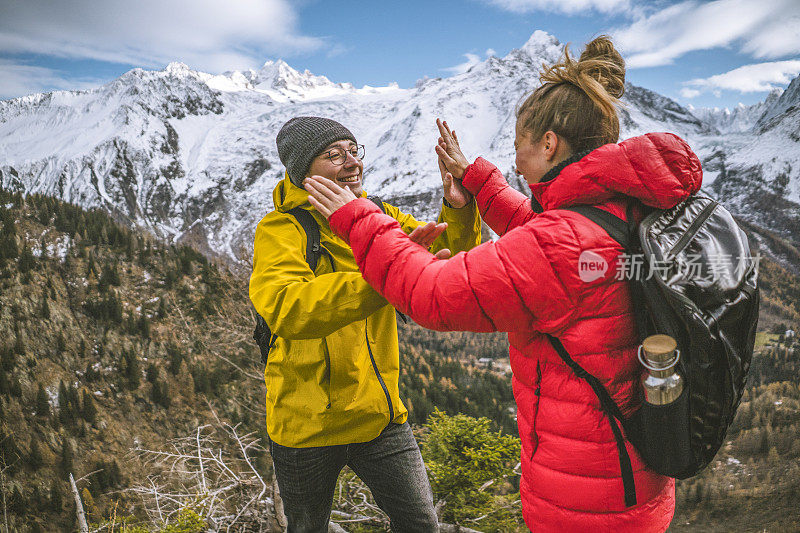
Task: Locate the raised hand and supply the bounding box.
[434,118,469,180]
[439,156,472,209]
[304,175,357,219]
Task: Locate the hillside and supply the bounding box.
[1,186,799,531]
[0,188,518,531]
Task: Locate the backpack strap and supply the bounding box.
[254,207,334,365]
[552,204,641,507]
[367,195,386,213]
[546,334,638,507]
[287,207,326,272]
[561,205,630,248]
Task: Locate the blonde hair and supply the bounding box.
[516,35,626,154]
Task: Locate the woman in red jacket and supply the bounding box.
[305,36,702,532]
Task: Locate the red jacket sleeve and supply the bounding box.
[329,198,577,334]
[462,157,536,235]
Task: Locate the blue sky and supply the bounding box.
[1,0,799,111]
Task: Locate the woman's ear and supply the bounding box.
[543,131,559,161]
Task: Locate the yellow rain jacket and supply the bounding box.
[250,174,481,447]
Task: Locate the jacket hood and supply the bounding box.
[529,132,703,211]
[273,171,369,212]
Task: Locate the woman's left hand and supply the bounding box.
[304,175,357,219]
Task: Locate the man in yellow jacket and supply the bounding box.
[249,116,481,531]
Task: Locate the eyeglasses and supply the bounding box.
[319,144,365,165]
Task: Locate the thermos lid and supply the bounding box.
[642,334,677,365]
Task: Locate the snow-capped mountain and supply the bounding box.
[688,89,783,134]
[1,30,798,260]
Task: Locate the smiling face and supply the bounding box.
[306,139,364,196]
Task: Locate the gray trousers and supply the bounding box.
[269,421,439,532]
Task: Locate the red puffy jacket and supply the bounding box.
[328,133,703,532]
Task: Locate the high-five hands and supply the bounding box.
[304,176,452,259]
[435,118,470,180]
[435,119,472,208]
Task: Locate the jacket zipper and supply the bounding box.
[365,318,394,422]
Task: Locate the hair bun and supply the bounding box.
[579,35,625,98]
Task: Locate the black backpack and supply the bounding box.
[549,195,759,507]
[253,197,389,364]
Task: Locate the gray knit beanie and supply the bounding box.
[276,116,357,187]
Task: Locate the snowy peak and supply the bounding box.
[245,59,355,100]
[691,88,784,134]
[516,30,563,63]
[757,74,800,133]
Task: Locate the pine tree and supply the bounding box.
[138,312,150,338]
[9,484,24,514]
[146,363,159,384]
[12,331,24,356]
[167,343,183,375]
[0,365,8,396]
[59,439,73,474]
[56,332,67,353]
[81,487,98,521]
[123,350,141,390]
[18,243,35,273]
[157,297,168,319]
[9,376,21,397]
[0,344,14,371]
[28,436,43,470]
[38,290,51,320]
[49,480,63,511]
[81,390,97,425]
[35,383,50,417]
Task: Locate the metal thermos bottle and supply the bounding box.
[639,334,684,405]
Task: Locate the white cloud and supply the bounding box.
[0,0,324,74]
[444,53,482,75]
[0,60,105,99]
[683,60,800,96]
[443,48,502,75]
[482,0,629,14]
[613,0,800,68]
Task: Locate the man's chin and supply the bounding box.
[339,181,363,196]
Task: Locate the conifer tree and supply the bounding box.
[28,436,43,470]
[49,480,63,511]
[81,487,98,521]
[138,312,150,338]
[39,291,50,320]
[81,390,97,425]
[35,383,50,418]
[9,484,24,514]
[157,297,168,319]
[12,332,24,356]
[59,439,73,475]
[9,376,21,398]
[18,243,35,273]
[123,350,140,390]
[0,345,14,371]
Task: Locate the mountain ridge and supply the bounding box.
[1,30,798,262]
